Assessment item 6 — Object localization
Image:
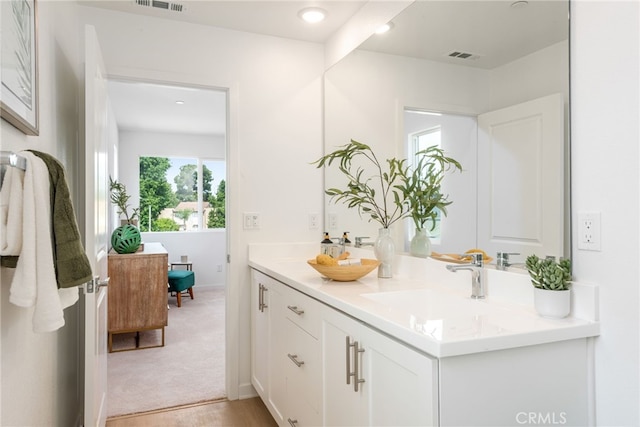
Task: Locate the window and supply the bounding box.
[139,156,226,232]
[410,126,443,241]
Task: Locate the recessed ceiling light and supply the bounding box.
[176,100,185,105]
[511,1,529,9]
[298,7,326,24]
[375,22,394,35]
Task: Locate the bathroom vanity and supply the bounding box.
[249,243,599,427]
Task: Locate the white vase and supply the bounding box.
[533,288,571,318]
[410,228,431,258]
[374,227,394,278]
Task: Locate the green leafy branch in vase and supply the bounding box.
[313,140,406,229]
[394,145,462,232]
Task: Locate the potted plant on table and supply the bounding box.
[525,255,572,318]
[313,140,407,278]
[395,146,462,258]
[109,177,141,254]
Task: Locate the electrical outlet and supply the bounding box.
[578,211,601,251]
[328,213,338,230]
[309,213,319,229]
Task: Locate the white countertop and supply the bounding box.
[248,243,600,358]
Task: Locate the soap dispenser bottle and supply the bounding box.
[321,232,333,255]
[342,232,352,244]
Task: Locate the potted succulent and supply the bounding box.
[109,177,141,254]
[313,140,407,278]
[525,255,572,318]
[395,146,462,258]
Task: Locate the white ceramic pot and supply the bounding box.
[533,287,571,318]
[374,227,394,278]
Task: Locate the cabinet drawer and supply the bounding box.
[284,319,321,414]
[282,285,321,338]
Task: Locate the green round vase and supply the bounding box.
[111,224,141,254]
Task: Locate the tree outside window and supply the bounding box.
[139,156,226,232]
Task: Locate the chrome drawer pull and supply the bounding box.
[353,340,366,392]
[287,418,298,427]
[287,305,304,315]
[287,353,305,367]
[346,336,354,385]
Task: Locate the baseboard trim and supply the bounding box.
[238,382,258,400]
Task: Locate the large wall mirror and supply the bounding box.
[323,0,570,262]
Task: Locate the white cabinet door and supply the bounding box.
[322,307,368,426]
[322,305,438,426]
[250,271,285,425]
[267,281,286,425]
[251,270,269,398]
[361,326,438,427]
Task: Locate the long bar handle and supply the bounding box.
[287,353,305,368]
[287,305,304,316]
[353,341,366,392]
[346,336,354,385]
[258,283,268,312]
[287,418,298,427]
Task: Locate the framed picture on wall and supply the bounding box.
[1,0,39,136]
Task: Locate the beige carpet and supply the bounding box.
[107,286,226,417]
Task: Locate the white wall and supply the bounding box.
[0,1,83,425]
[78,6,325,400]
[571,1,639,425]
[141,231,226,287]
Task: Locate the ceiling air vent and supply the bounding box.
[446,51,482,61]
[134,0,185,13]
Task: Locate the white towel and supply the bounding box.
[0,165,25,255]
[10,152,78,333]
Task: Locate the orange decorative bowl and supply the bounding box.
[307,258,380,282]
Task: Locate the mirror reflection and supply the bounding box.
[323,0,569,262]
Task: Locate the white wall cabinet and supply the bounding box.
[321,303,438,426]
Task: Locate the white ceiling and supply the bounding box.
[80,0,368,44]
[86,0,568,136]
[107,80,227,135]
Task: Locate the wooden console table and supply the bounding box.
[108,242,168,352]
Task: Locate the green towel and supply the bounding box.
[30,150,93,288]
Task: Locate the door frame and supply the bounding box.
[104,72,238,400]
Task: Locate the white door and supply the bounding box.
[477,93,564,259]
[83,25,110,427]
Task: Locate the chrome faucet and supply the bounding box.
[446,253,485,299]
[354,236,374,248]
[496,252,520,271]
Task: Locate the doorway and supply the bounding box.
[105,79,228,416]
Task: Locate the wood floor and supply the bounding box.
[106,397,277,426]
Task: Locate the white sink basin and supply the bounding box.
[361,289,493,320]
[361,289,515,341]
